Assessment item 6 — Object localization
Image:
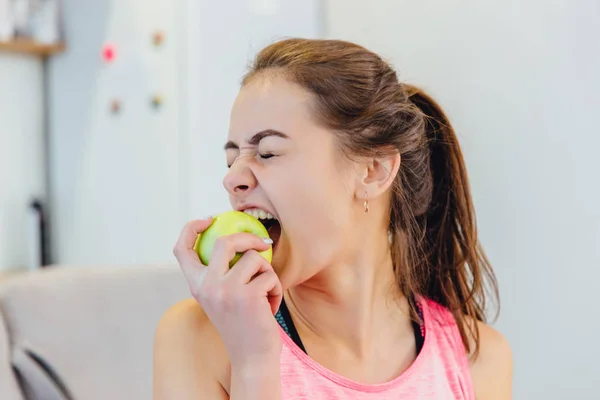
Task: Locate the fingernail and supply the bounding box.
[263,238,273,245]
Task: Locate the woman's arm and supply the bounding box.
[153,299,228,400]
[470,320,514,400]
[229,362,282,400]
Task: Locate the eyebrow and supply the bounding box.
[224,129,289,150]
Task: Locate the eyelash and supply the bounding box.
[226,152,275,168]
[259,152,275,160]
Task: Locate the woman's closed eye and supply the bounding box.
[259,152,275,160]
[225,150,277,168]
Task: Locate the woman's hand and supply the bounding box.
[173,218,284,370]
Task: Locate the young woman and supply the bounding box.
[154,38,512,399]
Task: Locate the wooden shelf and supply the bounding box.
[0,39,65,57]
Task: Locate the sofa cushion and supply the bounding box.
[0,264,189,400]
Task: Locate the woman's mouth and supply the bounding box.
[242,208,282,250]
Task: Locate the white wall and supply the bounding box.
[47,0,186,266]
[0,55,45,271]
[325,1,600,399]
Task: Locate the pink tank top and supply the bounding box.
[278,297,475,399]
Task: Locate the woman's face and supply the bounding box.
[224,75,362,287]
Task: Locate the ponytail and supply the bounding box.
[403,85,499,357]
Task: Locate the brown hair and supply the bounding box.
[242,38,499,357]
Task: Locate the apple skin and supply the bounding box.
[193,210,272,267]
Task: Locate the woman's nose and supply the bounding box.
[222,162,257,195]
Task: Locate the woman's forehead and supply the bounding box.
[228,77,317,140]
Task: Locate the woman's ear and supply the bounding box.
[357,151,401,199]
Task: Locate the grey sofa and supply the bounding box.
[0,264,189,400]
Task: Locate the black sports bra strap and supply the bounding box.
[276,298,307,353]
[411,297,425,355]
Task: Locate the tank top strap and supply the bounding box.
[418,296,476,399]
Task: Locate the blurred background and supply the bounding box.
[0,1,598,399]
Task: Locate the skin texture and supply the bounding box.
[153,76,513,399]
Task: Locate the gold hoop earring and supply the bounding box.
[363,191,369,213]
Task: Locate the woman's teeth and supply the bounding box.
[243,208,276,220]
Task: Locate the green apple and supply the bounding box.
[193,210,272,267]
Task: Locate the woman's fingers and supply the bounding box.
[173,219,276,311]
[173,218,213,286]
[226,250,272,284]
[173,218,214,264]
[249,268,283,315]
[208,232,272,278]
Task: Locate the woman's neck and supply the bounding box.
[284,243,412,359]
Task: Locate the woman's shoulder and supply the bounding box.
[156,297,209,331]
[468,318,513,400]
[153,298,231,397]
